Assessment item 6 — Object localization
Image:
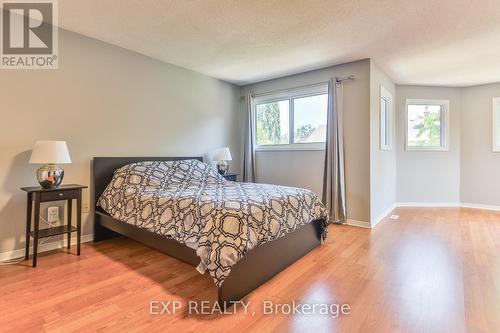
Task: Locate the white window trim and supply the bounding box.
[493,97,500,152]
[405,99,450,152]
[379,86,393,151]
[253,84,328,151]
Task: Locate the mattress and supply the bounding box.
[98,159,328,286]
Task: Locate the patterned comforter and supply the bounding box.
[98,159,328,286]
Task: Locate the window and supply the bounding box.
[254,84,327,150]
[293,94,328,143]
[380,86,393,151]
[493,98,500,152]
[405,99,449,151]
[255,100,290,145]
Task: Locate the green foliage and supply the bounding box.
[256,103,287,144]
[412,109,441,146]
[294,124,314,143]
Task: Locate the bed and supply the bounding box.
[93,156,328,306]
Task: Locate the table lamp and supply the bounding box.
[29,141,72,189]
[213,147,232,175]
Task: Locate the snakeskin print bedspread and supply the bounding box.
[98,159,328,286]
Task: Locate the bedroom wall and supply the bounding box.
[395,86,461,204]
[241,59,371,224]
[460,83,500,207]
[0,28,242,255]
[369,61,396,225]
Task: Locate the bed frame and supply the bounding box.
[93,156,323,306]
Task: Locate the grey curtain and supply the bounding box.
[322,78,347,223]
[242,93,256,182]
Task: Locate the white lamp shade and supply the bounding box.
[29,141,72,164]
[213,147,232,161]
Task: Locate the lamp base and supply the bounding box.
[37,164,64,189]
[216,161,229,175]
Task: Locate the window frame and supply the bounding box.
[379,86,393,151]
[253,84,328,151]
[405,98,450,152]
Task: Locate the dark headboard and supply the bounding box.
[92,156,203,209]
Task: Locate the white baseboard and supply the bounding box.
[396,202,500,211]
[459,202,500,211]
[0,234,93,262]
[346,219,372,229]
[370,203,397,228]
[347,203,397,230]
[345,200,500,231]
[396,202,461,207]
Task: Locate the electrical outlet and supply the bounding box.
[48,206,59,223]
[83,202,90,213]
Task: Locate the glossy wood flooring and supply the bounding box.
[1,208,499,332]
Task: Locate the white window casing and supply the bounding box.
[405,99,450,152]
[253,83,328,151]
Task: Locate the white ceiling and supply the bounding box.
[59,0,500,87]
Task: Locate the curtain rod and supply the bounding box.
[246,81,328,99]
[336,75,355,83]
[240,75,355,100]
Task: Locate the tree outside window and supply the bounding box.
[406,100,448,151]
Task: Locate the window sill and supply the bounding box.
[405,146,449,152]
[256,144,325,152]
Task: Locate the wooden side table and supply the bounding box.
[21,184,87,267]
[221,173,238,181]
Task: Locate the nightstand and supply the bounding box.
[221,173,238,181]
[21,184,87,267]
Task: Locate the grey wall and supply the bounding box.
[461,83,500,206]
[241,59,371,223]
[396,86,461,203]
[370,61,396,223]
[0,28,242,254]
[255,150,324,195]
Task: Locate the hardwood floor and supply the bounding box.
[1,207,499,332]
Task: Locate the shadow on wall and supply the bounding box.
[0,150,33,254]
